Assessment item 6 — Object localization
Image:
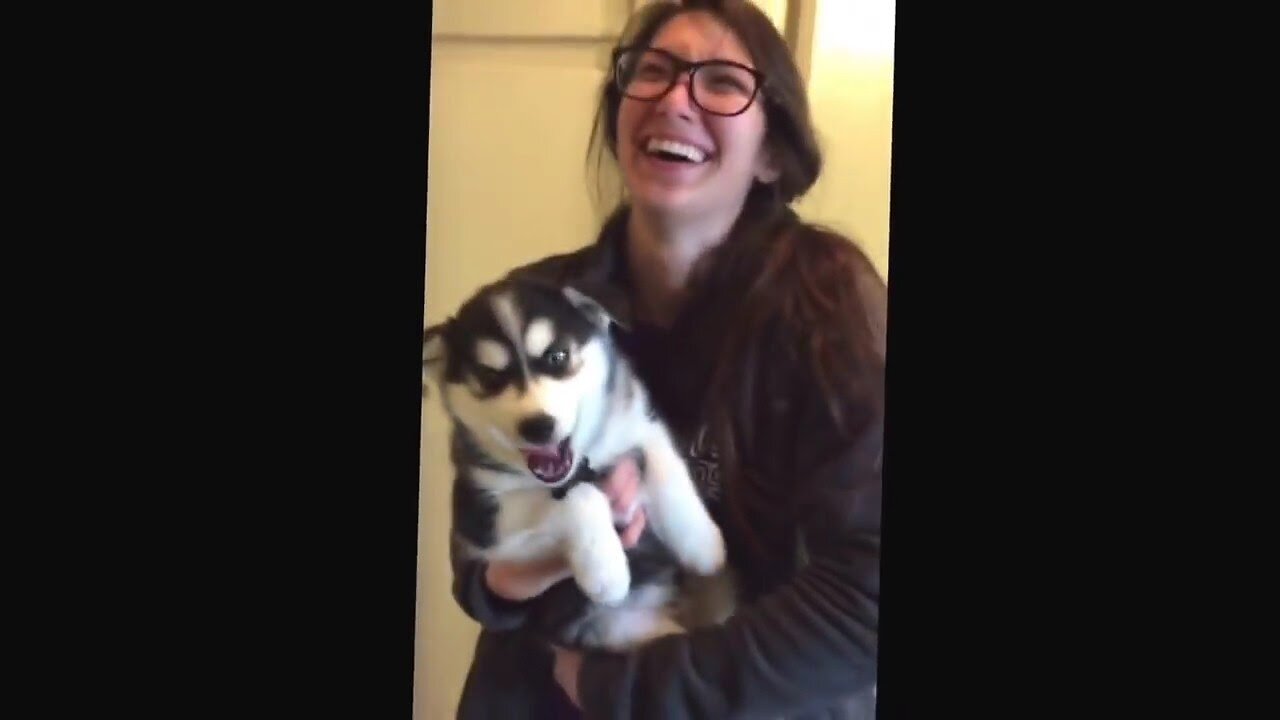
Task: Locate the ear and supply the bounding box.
[754,145,781,184]
[421,321,450,395]
[563,286,618,330]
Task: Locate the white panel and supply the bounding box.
[794,0,894,276]
[434,0,632,38]
[631,1,789,33]
[424,43,615,320]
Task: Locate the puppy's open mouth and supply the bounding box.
[521,437,574,484]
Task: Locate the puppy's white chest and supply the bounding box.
[486,488,563,561]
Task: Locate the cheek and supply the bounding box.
[616,104,643,162]
[617,95,651,132]
[447,383,527,434]
[710,114,768,171]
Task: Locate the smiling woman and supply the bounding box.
[420,1,893,718]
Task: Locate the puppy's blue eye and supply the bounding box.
[544,349,569,369]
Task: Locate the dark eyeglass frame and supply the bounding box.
[611,45,767,118]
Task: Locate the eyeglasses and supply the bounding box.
[612,46,766,117]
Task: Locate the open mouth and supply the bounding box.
[644,137,710,164]
[521,437,574,484]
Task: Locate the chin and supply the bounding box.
[627,184,706,217]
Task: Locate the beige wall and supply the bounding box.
[795,0,895,276]
[416,2,893,717]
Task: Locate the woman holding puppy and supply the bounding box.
[450,1,885,717]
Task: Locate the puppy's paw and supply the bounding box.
[572,541,631,606]
[598,613,686,651]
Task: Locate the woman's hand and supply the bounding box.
[484,555,574,602]
[484,456,648,601]
[603,454,647,548]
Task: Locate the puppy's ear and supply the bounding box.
[563,286,623,331]
[422,321,450,394]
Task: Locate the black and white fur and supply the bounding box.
[422,278,728,650]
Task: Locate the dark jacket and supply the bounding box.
[450,211,886,720]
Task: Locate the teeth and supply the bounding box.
[646,138,707,163]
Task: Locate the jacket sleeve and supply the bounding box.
[450,537,536,631]
[576,255,886,719]
[576,385,882,718]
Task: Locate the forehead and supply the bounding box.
[451,284,598,354]
[650,11,754,67]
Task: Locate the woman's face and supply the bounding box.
[615,12,776,220]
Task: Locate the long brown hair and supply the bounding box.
[589,0,885,560]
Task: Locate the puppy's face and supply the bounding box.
[423,282,613,486]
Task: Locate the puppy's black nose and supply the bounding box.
[518,414,557,444]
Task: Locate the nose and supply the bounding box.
[654,73,696,117]
[517,413,557,445]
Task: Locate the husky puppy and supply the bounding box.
[422,277,727,650]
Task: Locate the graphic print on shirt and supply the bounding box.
[684,424,722,503]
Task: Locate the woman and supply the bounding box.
[450,1,885,717]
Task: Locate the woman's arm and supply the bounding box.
[449,542,547,631]
[568,246,887,718]
[572,413,881,718]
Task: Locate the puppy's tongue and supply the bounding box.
[522,439,573,483]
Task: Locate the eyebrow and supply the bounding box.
[649,43,755,69]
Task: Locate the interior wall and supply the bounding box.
[794,0,896,276]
